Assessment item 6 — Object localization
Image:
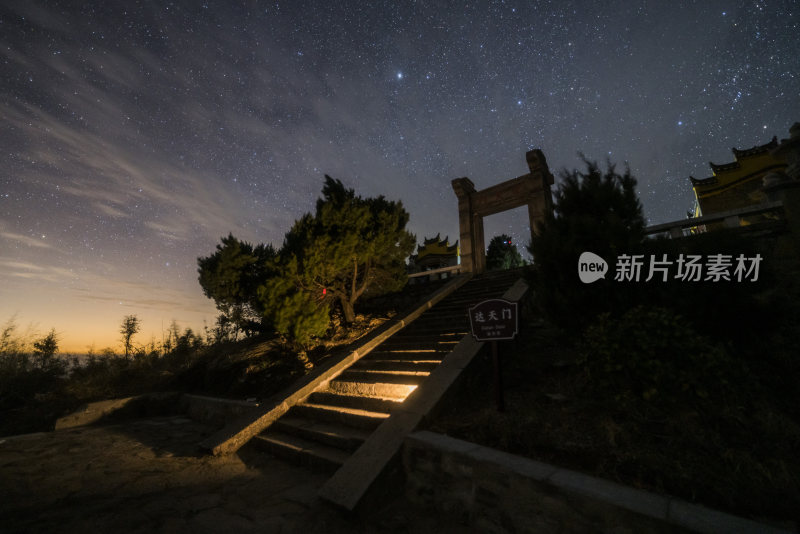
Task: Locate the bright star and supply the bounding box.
[397,72,403,80]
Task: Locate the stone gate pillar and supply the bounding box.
[525,149,555,234]
[451,149,554,274]
[452,177,480,274]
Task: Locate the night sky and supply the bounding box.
[2,1,799,352]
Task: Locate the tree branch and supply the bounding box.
[350,256,358,302]
[353,262,371,301]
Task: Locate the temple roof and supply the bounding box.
[730,136,779,159]
[707,136,779,175]
[416,234,459,258]
[691,136,784,187]
[689,175,716,186]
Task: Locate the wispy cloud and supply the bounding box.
[93,202,129,219]
[0,230,56,249]
[74,277,213,315]
[0,260,45,272]
[0,258,77,283]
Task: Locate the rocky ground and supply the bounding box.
[0,415,478,534]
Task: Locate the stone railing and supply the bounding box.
[644,200,785,238]
[403,431,792,533]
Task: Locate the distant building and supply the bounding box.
[690,136,788,221]
[407,234,459,277]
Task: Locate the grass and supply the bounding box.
[0,326,373,437]
[0,277,451,437]
[424,307,800,527]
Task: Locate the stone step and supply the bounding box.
[337,369,430,385]
[251,431,350,474]
[272,415,371,452]
[327,379,417,400]
[435,292,516,307]
[442,282,519,298]
[404,318,468,328]
[400,323,469,335]
[400,324,469,335]
[385,332,465,343]
[411,310,471,321]
[430,302,493,313]
[357,349,447,362]
[290,402,390,430]
[453,275,519,287]
[429,301,492,312]
[471,269,525,281]
[377,338,460,351]
[351,358,441,373]
[458,285,520,295]
[307,390,401,413]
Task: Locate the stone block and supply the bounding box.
[401,431,792,533]
[54,392,180,430]
[407,431,480,456]
[548,468,668,520]
[501,278,529,302]
[470,443,556,482]
[319,411,421,511]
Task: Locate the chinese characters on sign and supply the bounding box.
[468,299,518,342]
[613,253,762,282]
[468,298,519,413]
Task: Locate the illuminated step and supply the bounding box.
[306,391,402,413]
[273,416,371,452]
[291,402,389,430]
[360,353,443,364]
[337,369,430,385]
[351,358,441,373]
[327,379,417,400]
[370,345,455,359]
[372,345,454,355]
[384,332,464,343]
[378,339,459,350]
[251,430,349,473]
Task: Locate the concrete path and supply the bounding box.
[0,416,480,533]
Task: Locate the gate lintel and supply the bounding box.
[451,149,554,274]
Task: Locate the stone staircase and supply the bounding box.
[249,268,524,474]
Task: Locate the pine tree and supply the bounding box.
[197,234,276,336]
[528,157,645,331]
[486,234,525,270]
[259,176,415,343]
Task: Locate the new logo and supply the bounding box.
[578,252,608,283]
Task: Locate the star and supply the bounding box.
[1,0,797,351]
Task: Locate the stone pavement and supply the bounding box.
[0,416,480,534]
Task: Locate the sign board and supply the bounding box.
[468,299,518,341]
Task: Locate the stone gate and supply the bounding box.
[451,149,555,273]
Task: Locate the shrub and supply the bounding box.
[527,158,645,333]
[582,306,750,411]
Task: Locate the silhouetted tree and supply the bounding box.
[120,315,140,358]
[259,176,415,344]
[197,234,277,337]
[528,157,645,331]
[32,328,59,369]
[486,234,525,270]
